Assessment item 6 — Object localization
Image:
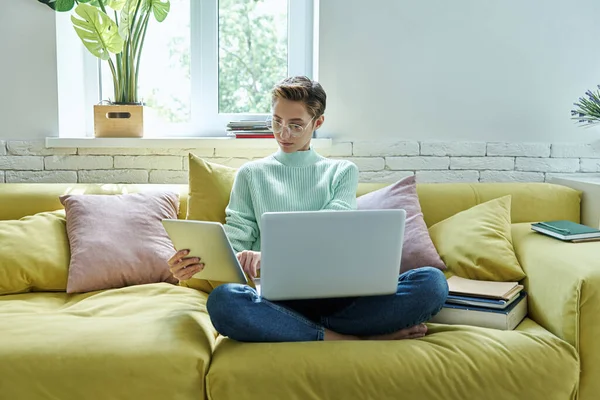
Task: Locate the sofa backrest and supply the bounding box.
[0,182,580,225]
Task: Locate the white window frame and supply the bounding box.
[56,0,315,138]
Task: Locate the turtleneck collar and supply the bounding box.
[273,147,322,167]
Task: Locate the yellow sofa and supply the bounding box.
[0,181,597,400]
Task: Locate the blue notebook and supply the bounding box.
[532,221,600,241]
[446,293,519,310]
[443,292,527,314]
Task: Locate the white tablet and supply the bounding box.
[161,219,247,284]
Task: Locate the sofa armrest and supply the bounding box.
[512,223,600,400]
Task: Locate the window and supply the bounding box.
[90,0,314,137]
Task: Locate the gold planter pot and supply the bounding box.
[94,104,144,138]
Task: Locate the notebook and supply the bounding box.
[447,276,523,301]
[531,221,600,241]
[446,291,521,310]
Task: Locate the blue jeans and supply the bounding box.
[206,266,448,342]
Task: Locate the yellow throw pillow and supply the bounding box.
[0,210,70,295]
[428,195,525,282]
[186,153,237,223]
[184,154,238,293]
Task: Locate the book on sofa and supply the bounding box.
[531,220,600,242]
[445,292,521,310]
[430,292,528,330]
[446,275,523,301]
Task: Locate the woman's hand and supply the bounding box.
[237,250,261,280]
[168,249,204,281]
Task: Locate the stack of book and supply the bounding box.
[430,276,528,330]
[226,120,274,139]
[531,220,600,242]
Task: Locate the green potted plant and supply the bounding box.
[37,0,170,137]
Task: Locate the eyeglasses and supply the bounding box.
[266,116,315,137]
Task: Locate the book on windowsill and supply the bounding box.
[531,220,600,241]
[447,275,524,301]
[226,131,275,139]
[430,292,528,330]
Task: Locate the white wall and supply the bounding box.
[318,0,600,143]
[3,1,600,143]
[1,2,58,139]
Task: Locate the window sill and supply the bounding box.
[45,137,333,149]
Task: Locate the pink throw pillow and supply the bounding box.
[60,192,180,293]
[357,176,446,273]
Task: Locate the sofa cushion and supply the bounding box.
[187,153,237,223]
[206,318,577,400]
[0,183,190,221]
[428,195,525,281]
[416,182,581,227]
[357,175,445,273]
[60,191,180,293]
[0,210,70,295]
[0,283,216,400]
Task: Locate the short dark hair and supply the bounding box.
[271,76,326,118]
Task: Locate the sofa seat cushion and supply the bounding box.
[206,319,578,400]
[0,283,216,400]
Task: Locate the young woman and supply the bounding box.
[168,76,448,342]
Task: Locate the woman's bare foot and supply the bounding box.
[364,323,428,341]
[322,324,428,341]
[323,329,359,341]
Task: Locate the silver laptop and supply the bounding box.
[259,209,406,301]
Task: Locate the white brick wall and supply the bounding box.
[45,155,113,170]
[339,157,385,172]
[516,158,580,173]
[210,158,254,169]
[78,169,148,184]
[386,156,449,170]
[420,141,486,157]
[321,142,352,157]
[7,140,76,156]
[479,171,545,183]
[114,155,182,170]
[581,158,600,172]
[551,143,600,158]
[486,142,550,157]
[183,157,252,170]
[149,170,188,184]
[215,147,275,158]
[0,140,599,184]
[78,147,214,156]
[6,170,78,183]
[450,157,514,170]
[0,156,44,170]
[353,141,419,156]
[416,170,480,183]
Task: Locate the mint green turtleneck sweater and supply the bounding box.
[222,148,359,253]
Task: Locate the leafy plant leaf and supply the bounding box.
[87,0,126,10]
[104,0,127,11]
[145,0,170,22]
[118,0,141,40]
[71,3,124,60]
[37,0,75,12]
